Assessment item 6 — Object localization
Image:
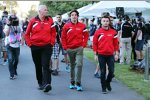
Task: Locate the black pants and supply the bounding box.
[131,41,137,61]
[31,44,52,86]
[98,54,114,90]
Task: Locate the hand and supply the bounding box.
[119,43,122,48]
[134,39,137,43]
[114,54,119,61]
[94,54,98,61]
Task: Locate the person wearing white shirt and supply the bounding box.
[3,14,22,80]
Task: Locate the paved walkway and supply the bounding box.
[0,46,144,100]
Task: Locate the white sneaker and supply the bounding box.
[65,65,70,72]
[0,59,3,65]
[119,62,124,64]
[2,62,7,66]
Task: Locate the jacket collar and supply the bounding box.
[70,20,79,25]
[35,15,49,21]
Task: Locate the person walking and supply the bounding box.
[61,10,89,91]
[118,15,134,64]
[3,13,22,80]
[93,16,119,94]
[21,17,29,45]
[0,20,3,64]
[25,5,56,93]
[134,18,145,63]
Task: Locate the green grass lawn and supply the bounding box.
[84,48,150,100]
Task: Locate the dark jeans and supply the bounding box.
[7,46,20,77]
[131,40,137,61]
[98,54,114,90]
[31,44,52,86]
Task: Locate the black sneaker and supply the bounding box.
[106,82,112,91]
[43,84,52,92]
[102,89,107,94]
[94,73,100,78]
[38,84,44,90]
[61,59,65,63]
[9,75,15,80]
[9,76,14,80]
[52,69,58,76]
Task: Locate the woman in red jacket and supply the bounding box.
[93,16,119,94]
[25,5,56,93]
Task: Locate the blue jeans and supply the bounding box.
[98,54,114,90]
[7,46,20,77]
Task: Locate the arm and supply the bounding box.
[113,33,119,61]
[117,30,122,43]
[25,19,33,47]
[3,25,10,36]
[118,23,124,47]
[113,34,119,53]
[92,31,98,55]
[50,20,56,46]
[61,25,67,50]
[135,30,142,42]
[83,27,89,48]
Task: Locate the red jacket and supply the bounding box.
[93,28,119,55]
[25,16,56,47]
[61,22,89,50]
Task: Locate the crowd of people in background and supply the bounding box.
[0,4,150,94]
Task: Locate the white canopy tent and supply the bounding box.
[61,3,95,19]
[80,1,150,17]
[53,4,94,21]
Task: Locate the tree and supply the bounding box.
[0,3,3,11]
[40,1,96,17]
[27,5,38,19]
[2,1,18,13]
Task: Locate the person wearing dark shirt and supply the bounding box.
[119,15,134,64]
[132,21,138,61]
[22,18,29,45]
[0,21,3,64]
[51,14,66,75]
[89,19,97,36]
[115,19,122,32]
[134,18,145,63]
[22,18,29,33]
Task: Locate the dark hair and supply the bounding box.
[137,17,142,22]
[124,15,130,21]
[91,18,95,22]
[119,19,122,22]
[100,16,114,29]
[8,15,19,26]
[70,9,79,17]
[101,16,111,21]
[101,12,110,17]
[57,14,62,16]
